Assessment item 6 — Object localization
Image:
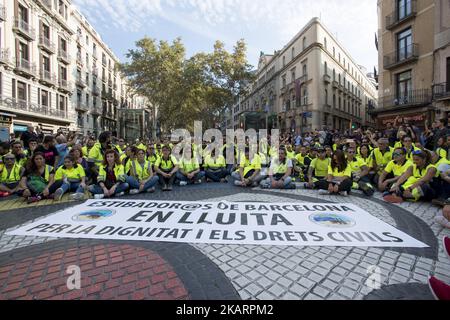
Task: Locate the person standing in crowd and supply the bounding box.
[154,145,179,191]
[27,138,38,158]
[89,149,129,199]
[20,152,56,203]
[0,153,25,197]
[35,136,59,169]
[52,155,87,201]
[20,125,38,151]
[433,119,449,151]
[318,150,352,196]
[127,148,159,194]
[260,147,296,189]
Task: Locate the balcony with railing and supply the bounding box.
[58,50,70,64]
[433,82,450,101]
[0,97,69,121]
[91,106,102,116]
[75,101,88,112]
[92,67,98,77]
[386,0,417,30]
[378,89,431,111]
[323,74,331,84]
[92,86,100,96]
[0,6,6,21]
[15,59,36,77]
[13,17,36,41]
[384,44,419,69]
[0,49,10,65]
[38,0,53,13]
[57,79,70,93]
[76,53,83,67]
[332,80,339,89]
[39,69,57,86]
[38,35,56,54]
[75,76,86,88]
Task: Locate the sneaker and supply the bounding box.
[234,180,243,186]
[359,182,374,197]
[428,276,450,300]
[27,196,41,204]
[54,188,64,201]
[130,189,140,195]
[179,181,188,186]
[318,190,330,195]
[196,179,202,184]
[162,183,168,191]
[166,184,173,191]
[340,191,349,197]
[94,194,105,199]
[147,187,156,193]
[443,236,450,261]
[70,193,85,201]
[285,183,297,190]
[116,192,125,197]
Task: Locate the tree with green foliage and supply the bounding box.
[120,37,255,135]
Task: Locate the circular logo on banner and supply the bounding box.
[309,213,356,228]
[72,209,116,221]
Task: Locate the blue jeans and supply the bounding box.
[89,182,129,195]
[58,181,85,195]
[205,168,228,182]
[176,171,205,183]
[127,176,159,192]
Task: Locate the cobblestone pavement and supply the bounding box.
[0,182,449,300]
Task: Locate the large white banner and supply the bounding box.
[8,200,428,248]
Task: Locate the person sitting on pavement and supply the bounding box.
[260,147,296,189]
[127,148,159,194]
[20,152,56,203]
[122,146,138,176]
[231,147,264,188]
[397,135,419,161]
[390,149,437,202]
[82,136,95,158]
[293,145,312,182]
[53,155,87,201]
[371,138,393,185]
[204,147,228,183]
[304,147,330,189]
[0,153,25,197]
[346,146,374,196]
[378,147,413,202]
[11,140,29,168]
[318,150,352,196]
[154,145,179,191]
[89,149,129,199]
[176,144,205,186]
[146,143,160,169]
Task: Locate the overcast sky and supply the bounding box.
[73,0,378,72]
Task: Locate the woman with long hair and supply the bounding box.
[318,150,352,196]
[89,149,129,199]
[20,152,58,203]
[391,149,437,202]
